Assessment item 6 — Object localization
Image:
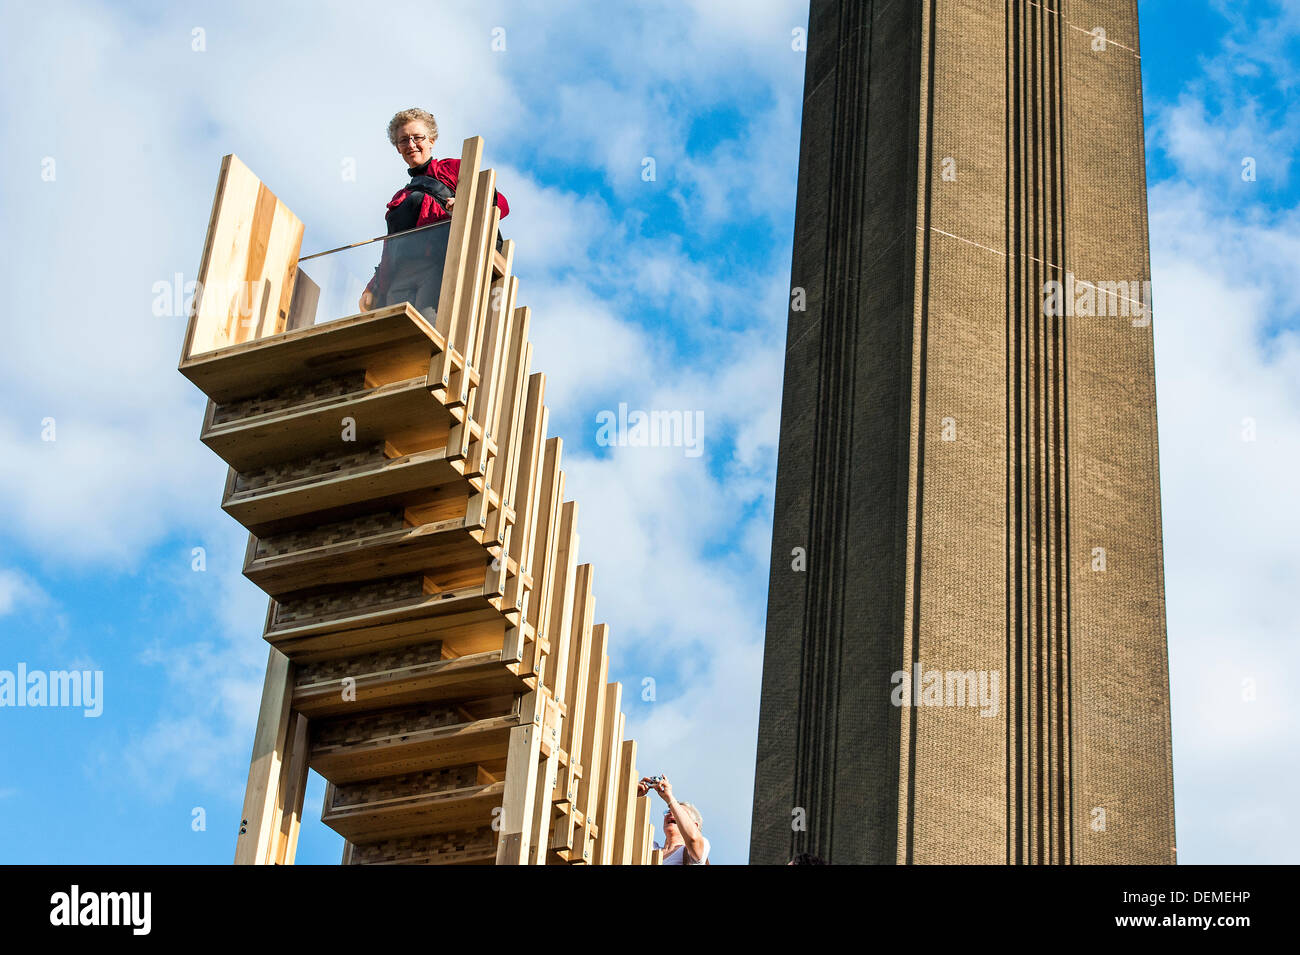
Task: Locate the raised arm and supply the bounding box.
[650,775,707,862]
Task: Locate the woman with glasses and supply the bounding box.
[639,774,710,865]
[359,108,510,319]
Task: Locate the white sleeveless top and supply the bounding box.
[656,837,710,865]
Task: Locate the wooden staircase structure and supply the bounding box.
[179,137,660,865]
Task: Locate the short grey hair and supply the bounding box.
[676,802,703,828]
[387,108,439,146]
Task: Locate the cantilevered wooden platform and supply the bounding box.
[180,142,659,865]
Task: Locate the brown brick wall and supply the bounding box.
[751,0,1174,865]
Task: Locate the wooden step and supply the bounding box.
[223,446,464,538]
[322,779,505,842]
[245,517,487,597]
[202,376,450,473]
[344,827,499,865]
[265,589,509,662]
[180,304,444,404]
[352,845,498,866]
[293,649,530,717]
[311,714,518,784]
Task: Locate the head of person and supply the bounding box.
[387,108,439,168]
[664,802,702,839]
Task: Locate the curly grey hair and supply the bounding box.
[387,108,439,146]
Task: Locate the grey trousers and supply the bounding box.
[379,227,450,322]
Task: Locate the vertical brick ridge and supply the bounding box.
[1005,0,1072,864]
[791,0,868,864]
[903,0,938,866]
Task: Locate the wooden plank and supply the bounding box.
[222,447,463,538]
[182,154,304,362]
[495,690,544,864]
[527,696,563,864]
[453,168,497,379]
[596,686,624,865]
[273,713,310,864]
[576,622,610,827]
[545,500,578,703]
[201,376,450,473]
[264,594,505,662]
[310,714,518,784]
[483,286,522,547]
[320,780,504,842]
[632,786,652,865]
[243,518,486,597]
[467,200,502,374]
[429,137,484,389]
[234,646,294,864]
[528,438,564,644]
[502,363,540,613]
[497,311,531,509]
[353,845,497,866]
[553,558,591,807]
[473,244,516,435]
[611,737,638,866]
[182,304,443,404]
[292,649,527,718]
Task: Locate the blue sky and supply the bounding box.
[0,0,1296,865]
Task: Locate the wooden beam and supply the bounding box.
[528,437,564,646]
[234,646,294,864]
[596,686,624,865]
[611,737,638,866]
[576,623,610,830]
[632,785,652,865]
[182,154,304,362]
[545,501,579,703]
[495,690,544,864]
[429,137,484,389]
[273,713,310,864]
[554,559,591,807]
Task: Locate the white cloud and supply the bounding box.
[1147,102,1300,862]
[0,569,48,617]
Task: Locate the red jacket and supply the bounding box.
[388,157,509,227]
[365,158,509,298]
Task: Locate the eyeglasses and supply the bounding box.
[396,135,429,147]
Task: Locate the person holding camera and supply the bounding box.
[639,773,709,865]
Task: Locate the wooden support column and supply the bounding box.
[612,737,638,865]
[272,713,310,864]
[234,645,294,865]
[596,689,624,865]
[495,689,545,864]
[632,788,652,865]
